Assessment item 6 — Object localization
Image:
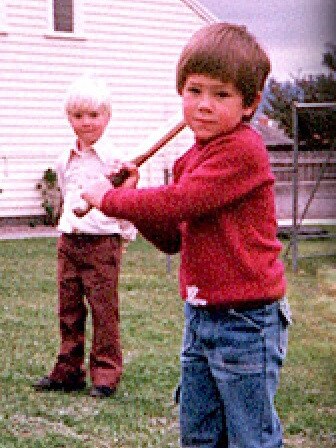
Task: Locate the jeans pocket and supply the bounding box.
[223,309,264,374]
[278,297,291,358]
[181,303,197,358]
[279,296,292,325]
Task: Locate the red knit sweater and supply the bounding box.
[101,123,286,307]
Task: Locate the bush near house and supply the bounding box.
[36,168,62,226]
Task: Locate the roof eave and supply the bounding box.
[180,0,219,23]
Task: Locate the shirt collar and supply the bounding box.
[64,134,111,165]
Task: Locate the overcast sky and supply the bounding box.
[199,0,335,81]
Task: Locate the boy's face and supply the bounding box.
[181,74,257,143]
[67,105,110,147]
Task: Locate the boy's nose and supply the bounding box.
[82,115,91,124]
[198,94,213,110]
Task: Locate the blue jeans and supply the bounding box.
[179,298,291,448]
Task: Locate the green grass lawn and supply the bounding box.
[0,235,335,447]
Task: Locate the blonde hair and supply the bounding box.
[176,22,271,108]
[64,75,112,115]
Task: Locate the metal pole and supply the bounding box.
[283,102,336,264]
[292,103,299,272]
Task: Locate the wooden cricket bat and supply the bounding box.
[108,116,186,186]
[73,115,186,217]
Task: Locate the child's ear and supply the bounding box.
[105,111,111,123]
[253,91,262,108]
[243,91,262,120]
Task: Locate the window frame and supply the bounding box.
[0,1,8,35]
[46,0,85,40]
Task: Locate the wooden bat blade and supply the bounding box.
[108,116,186,186]
[130,117,186,167]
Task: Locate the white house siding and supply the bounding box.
[0,0,216,218]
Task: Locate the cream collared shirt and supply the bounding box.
[56,137,137,240]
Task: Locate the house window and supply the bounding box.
[46,0,84,39]
[53,0,74,33]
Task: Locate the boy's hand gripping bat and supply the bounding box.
[73,116,186,217]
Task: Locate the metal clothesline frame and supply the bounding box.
[284,102,336,272]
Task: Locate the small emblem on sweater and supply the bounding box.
[186,285,207,306]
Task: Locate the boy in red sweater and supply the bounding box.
[81,23,291,448]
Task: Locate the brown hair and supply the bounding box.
[176,22,271,107]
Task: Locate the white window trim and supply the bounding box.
[0,0,8,35]
[45,0,86,40]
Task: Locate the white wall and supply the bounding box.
[0,0,212,217]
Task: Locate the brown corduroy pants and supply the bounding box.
[50,233,122,388]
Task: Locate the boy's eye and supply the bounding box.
[73,113,82,119]
[89,112,99,118]
[188,86,201,94]
[217,91,229,98]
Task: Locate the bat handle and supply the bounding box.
[108,168,131,187]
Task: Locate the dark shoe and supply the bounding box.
[33,376,86,392]
[89,385,116,398]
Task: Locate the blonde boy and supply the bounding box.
[33,75,136,398]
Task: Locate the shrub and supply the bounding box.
[36,168,62,226]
